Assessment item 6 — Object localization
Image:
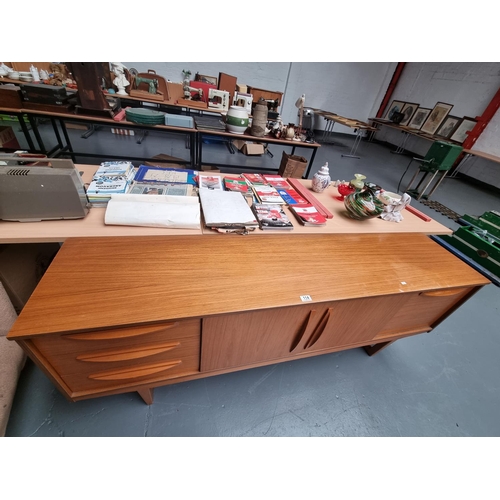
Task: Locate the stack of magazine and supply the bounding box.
[86,161,136,205]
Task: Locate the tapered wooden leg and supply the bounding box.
[137,388,154,405]
[363,341,395,356]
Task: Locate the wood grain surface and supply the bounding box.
[8,233,489,338]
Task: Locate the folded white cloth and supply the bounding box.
[104,194,200,229]
[380,193,411,223]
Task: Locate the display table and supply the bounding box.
[7,233,489,405]
[0,165,452,244]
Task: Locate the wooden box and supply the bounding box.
[247,86,283,111]
[0,86,23,109]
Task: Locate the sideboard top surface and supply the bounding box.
[8,233,489,338]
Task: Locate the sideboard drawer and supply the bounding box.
[32,319,201,359]
[43,334,201,393]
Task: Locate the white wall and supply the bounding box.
[374,62,500,188]
[123,62,396,134]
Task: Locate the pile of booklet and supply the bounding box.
[86,161,136,205]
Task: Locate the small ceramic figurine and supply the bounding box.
[111,62,130,96]
[312,162,331,193]
[30,65,40,82]
[379,192,411,222]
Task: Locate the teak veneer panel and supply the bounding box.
[8,233,489,339]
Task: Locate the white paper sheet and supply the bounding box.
[198,189,258,227]
[104,194,200,229]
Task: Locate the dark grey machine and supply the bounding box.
[0,156,90,222]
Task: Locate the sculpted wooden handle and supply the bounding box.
[76,342,181,363]
[305,308,334,349]
[290,310,317,353]
[420,288,468,297]
[88,360,182,381]
[64,322,180,341]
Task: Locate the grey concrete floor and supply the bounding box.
[4,122,500,438]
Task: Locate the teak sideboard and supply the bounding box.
[7,233,490,405]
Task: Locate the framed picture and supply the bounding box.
[194,73,218,86]
[384,100,406,120]
[407,107,431,129]
[449,117,477,143]
[420,102,454,135]
[435,115,460,139]
[399,102,419,126]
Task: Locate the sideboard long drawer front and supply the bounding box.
[31,319,201,358]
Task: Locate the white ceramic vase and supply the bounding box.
[226,106,249,134]
[312,163,331,193]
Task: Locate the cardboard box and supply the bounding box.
[278,151,308,178]
[0,126,20,149]
[236,83,248,93]
[144,154,188,169]
[233,139,264,156]
[0,243,60,313]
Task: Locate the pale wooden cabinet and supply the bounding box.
[8,234,490,405]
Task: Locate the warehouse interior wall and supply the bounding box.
[123,62,397,133]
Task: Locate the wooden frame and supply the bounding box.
[449,117,477,143]
[420,102,454,135]
[399,102,419,126]
[407,107,431,129]
[384,100,406,120]
[436,115,461,139]
[195,73,218,86]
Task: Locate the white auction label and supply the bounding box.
[300,295,312,302]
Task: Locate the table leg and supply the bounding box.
[390,131,410,155]
[305,146,318,179]
[27,115,47,153]
[59,119,77,163]
[448,153,472,178]
[137,388,154,405]
[341,128,363,159]
[363,341,395,356]
[16,112,36,151]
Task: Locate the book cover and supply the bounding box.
[134,165,199,185]
[242,173,266,185]
[276,188,309,205]
[95,161,134,176]
[252,203,294,230]
[263,175,289,189]
[87,168,135,195]
[129,182,194,196]
[252,184,285,204]
[224,176,249,193]
[198,174,224,190]
[289,204,327,226]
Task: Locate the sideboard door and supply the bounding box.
[201,305,319,371]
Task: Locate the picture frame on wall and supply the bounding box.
[420,102,454,135]
[194,73,218,86]
[435,115,460,139]
[449,117,477,144]
[407,107,431,129]
[399,102,419,126]
[384,100,406,120]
